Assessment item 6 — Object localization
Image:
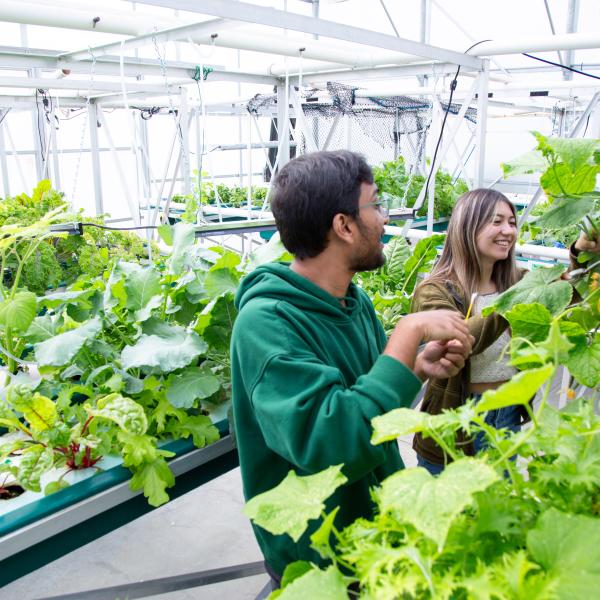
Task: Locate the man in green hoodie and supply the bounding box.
[231,150,472,584]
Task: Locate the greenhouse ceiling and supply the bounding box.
[0,0,597,107]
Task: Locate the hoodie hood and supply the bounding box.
[235,262,363,321]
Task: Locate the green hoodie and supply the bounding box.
[231,263,422,576]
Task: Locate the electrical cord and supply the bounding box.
[522,53,600,81]
[421,39,492,203]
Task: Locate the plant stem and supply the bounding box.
[492,370,554,467]
[11,238,43,297]
[476,420,521,490]
[428,429,459,462]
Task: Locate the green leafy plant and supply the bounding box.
[0,181,156,293]
[503,133,600,249]
[0,383,147,495]
[172,172,268,223]
[245,236,600,597]
[0,206,70,376]
[246,371,600,598]
[357,234,444,333]
[1,223,242,505]
[372,156,469,219]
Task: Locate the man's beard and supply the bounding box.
[350,249,386,272]
[350,218,386,272]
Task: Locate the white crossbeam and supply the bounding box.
[136,0,483,70]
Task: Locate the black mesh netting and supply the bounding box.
[246,82,477,170]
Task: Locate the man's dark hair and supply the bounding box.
[270,150,374,259]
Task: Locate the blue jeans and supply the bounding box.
[472,393,522,454]
[416,454,445,475]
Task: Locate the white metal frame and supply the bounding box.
[0,0,596,226]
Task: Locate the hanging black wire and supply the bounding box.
[421,40,492,203]
[522,53,600,81]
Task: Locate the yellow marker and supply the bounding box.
[465,292,478,320]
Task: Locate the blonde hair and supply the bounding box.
[424,188,520,300]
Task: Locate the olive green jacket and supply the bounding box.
[411,279,513,463]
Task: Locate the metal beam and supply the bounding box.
[276,84,290,169]
[60,19,236,62]
[0,47,278,86]
[0,75,183,95]
[297,62,464,86]
[0,0,189,37]
[136,0,483,70]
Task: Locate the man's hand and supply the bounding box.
[384,310,471,374]
[414,338,474,381]
[404,310,470,346]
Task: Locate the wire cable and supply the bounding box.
[421,40,492,202]
[522,53,600,81]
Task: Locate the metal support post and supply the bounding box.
[138,112,152,201]
[276,84,290,168]
[87,101,104,216]
[49,106,61,190]
[237,49,243,187]
[194,107,204,205]
[418,0,431,87]
[96,107,140,225]
[289,86,318,153]
[426,96,439,234]
[474,61,490,187]
[563,0,580,81]
[246,111,253,215]
[179,88,191,195]
[0,119,10,196]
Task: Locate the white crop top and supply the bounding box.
[470,292,517,383]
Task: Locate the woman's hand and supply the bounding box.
[575,231,600,254]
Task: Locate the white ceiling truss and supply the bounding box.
[0,0,597,230]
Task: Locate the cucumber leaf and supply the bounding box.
[245,465,347,542]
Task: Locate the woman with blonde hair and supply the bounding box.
[411,188,525,474]
[412,187,600,474]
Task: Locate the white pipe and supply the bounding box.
[387,225,570,263]
[0,0,187,36]
[0,75,182,94]
[271,32,600,77]
[61,19,237,62]
[355,77,600,99]
[468,32,600,57]
[268,52,423,76]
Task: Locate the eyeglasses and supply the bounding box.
[358,198,389,218]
